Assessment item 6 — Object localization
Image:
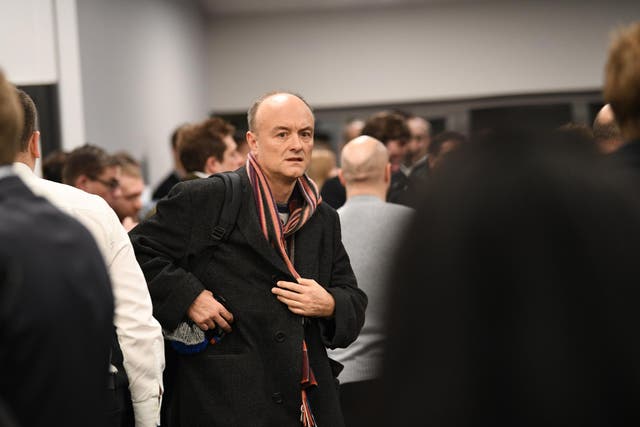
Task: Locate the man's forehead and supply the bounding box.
[255,94,314,127]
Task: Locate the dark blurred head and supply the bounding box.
[41,150,68,182]
[604,22,640,140]
[377,129,640,425]
[427,130,467,170]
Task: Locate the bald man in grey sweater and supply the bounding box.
[328,136,414,427]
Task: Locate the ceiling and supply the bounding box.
[200,0,453,16]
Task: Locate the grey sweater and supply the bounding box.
[328,195,414,383]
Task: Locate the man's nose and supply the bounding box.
[290,134,303,150]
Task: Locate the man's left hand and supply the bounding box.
[272,277,335,318]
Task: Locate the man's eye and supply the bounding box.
[277,132,287,138]
[301,132,312,138]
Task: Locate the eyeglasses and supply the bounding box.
[89,176,120,191]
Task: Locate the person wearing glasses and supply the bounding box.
[62,144,122,208]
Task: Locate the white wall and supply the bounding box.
[0,0,86,151]
[0,0,57,85]
[77,0,211,188]
[207,0,640,112]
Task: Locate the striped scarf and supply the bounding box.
[246,153,321,427]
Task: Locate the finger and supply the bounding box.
[213,314,232,333]
[276,280,304,293]
[296,277,316,286]
[276,295,304,309]
[272,287,304,301]
[219,306,234,324]
[199,318,216,331]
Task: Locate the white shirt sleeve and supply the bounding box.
[107,214,165,427]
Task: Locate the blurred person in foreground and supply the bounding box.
[0,72,113,427]
[13,89,164,427]
[604,22,640,167]
[370,128,640,426]
[327,136,413,427]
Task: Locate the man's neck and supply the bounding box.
[263,173,297,204]
[14,153,35,171]
[345,184,387,202]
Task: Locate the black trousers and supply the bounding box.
[339,379,382,427]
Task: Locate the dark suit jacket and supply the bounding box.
[130,168,367,427]
[0,175,113,427]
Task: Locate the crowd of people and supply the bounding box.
[1,19,640,427]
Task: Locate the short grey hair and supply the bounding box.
[247,91,314,132]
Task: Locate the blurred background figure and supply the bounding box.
[178,116,243,180]
[112,151,146,231]
[372,129,640,426]
[152,124,187,200]
[401,115,431,180]
[233,128,250,164]
[41,149,67,182]
[321,118,364,209]
[328,136,413,427]
[592,104,624,154]
[63,144,122,208]
[307,147,337,191]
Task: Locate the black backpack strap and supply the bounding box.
[210,171,242,244]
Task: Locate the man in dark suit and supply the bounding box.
[131,91,367,427]
[0,71,114,427]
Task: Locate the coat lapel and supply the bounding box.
[235,169,293,278]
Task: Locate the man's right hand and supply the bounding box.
[187,290,234,333]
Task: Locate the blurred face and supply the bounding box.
[406,117,430,163]
[217,135,244,172]
[386,140,406,173]
[84,165,122,207]
[112,174,144,221]
[247,94,314,186]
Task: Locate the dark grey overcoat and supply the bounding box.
[130,168,367,427]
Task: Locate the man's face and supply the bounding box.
[84,165,122,207]
[406,117,430,163]
[111,174,144,221]
[216,135,244,172]
[247,94,314,185]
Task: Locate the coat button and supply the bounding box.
[272,392,284,404]
[274,331,286,343]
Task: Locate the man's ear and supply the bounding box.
[204,156,220,174]
[29,131,41,159]
[246,131,258,154]
[338,169,346,186]
[74,174,90,191]
[384,163,391,183]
